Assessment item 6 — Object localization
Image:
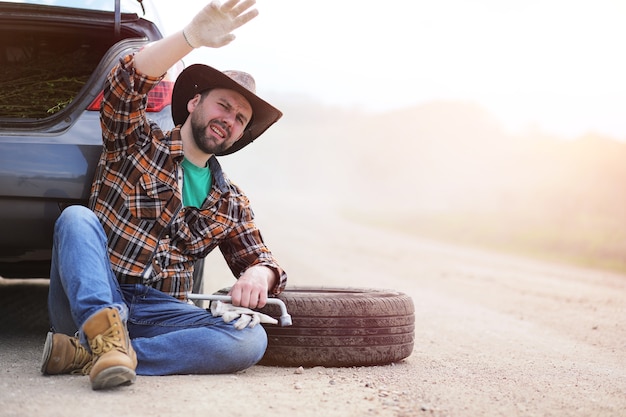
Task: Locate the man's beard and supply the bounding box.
[190,115,233,155]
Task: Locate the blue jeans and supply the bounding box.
[48,205,267,376]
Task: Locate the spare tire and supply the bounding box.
[217,286,415,367]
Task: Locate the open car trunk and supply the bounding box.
[1,27,111,119]
[0,2,162,123]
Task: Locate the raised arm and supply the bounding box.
[133,0,259,77]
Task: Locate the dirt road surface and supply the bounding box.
[1,200,625,417]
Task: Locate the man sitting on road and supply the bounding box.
[40,0,287,390]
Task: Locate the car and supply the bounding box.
[0,0,189,280]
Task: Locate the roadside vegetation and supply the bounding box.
[271,99,626,275]
[341,104,626,274]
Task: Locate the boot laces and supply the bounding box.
[89,321,129,357]
[78,359,95,376]
[68,338,94,376]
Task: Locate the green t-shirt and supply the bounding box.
[181,157,212,208]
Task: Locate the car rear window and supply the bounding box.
[0,0,166,120]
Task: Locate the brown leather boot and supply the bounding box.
[41,332,92,375]
[83,307,137,390]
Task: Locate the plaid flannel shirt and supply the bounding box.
[88,54,287,300]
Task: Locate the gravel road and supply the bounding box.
[1,201,624,417]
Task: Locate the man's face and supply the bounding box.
[188,88,253,155]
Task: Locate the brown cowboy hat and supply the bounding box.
[171,64,282,156]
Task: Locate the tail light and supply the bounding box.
[87,61,183,113]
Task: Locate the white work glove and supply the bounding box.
[211,301,278,330]
[183,0,258,48]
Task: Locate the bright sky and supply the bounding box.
[152,0,626,140]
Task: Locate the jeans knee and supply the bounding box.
[56,205,95,229]
[214,325,268,373]
[55,205,102,240]
[241,324,268,365]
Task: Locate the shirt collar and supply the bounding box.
[169,127,185,163]
[208,155,229,193]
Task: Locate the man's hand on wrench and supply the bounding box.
[229,265,277,308]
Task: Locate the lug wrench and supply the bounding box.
[186,293,292,326]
